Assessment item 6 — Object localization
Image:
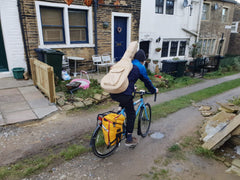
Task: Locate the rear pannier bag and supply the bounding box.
[102,113,125,146]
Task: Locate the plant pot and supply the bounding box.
[155,48,161,52]
[153,60,159,64]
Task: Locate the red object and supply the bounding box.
[154,75,162,78]
[84,0,93,6]
[98,0,104,4]
[64,0,73,6]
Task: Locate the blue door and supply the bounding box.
[0,22,8,72]
[114,17,127,62]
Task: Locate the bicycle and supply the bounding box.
[90,90,157,158]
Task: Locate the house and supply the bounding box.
[198,0,237,57]
[227,2,240,55]
[6,0,141,76]
[139,0,202,72]
[0,0,27,78]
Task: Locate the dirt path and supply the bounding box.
[26,87,240,180]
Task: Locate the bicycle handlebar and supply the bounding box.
[134,90,157,102]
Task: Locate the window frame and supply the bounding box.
[221,7,229,23]
[231,21,239,33]
[35,1,94,48]
[161,40,187,58]
[201,2,211,21]
[155,0,175,15]
[198,38,216,55]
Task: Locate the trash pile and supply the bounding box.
[199,102,240,176]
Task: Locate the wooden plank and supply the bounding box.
[202,114,240,150]
[48,66,56,103]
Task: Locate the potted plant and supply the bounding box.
[145,59,151,63]
[155,48,161,52]
[152,60,159,64]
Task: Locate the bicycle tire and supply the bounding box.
[91,125,119,158]
[138,103,151,137]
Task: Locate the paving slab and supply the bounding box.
[0,113,4,126]
[4,110,37,125]
[0,101,30,113]
[0,77,33,90]
[33,106,58,119]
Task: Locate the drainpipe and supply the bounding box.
[17,0,31,75]
[94,0,98,55]
[196,0,203,42]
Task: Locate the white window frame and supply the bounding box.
[161,39,188,58]
[231,21,239,33]
[35,1,94,48]
[155,0,175,15]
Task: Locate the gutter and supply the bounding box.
[94,0,98,55]
[196,0,203,42]
[17,0,31,75]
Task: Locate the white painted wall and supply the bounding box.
[139,0,202,71]
[0,0,26,78]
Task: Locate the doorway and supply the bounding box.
[0,21,8,72]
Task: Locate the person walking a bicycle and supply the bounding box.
[111,49,158,147]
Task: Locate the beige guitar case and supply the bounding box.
[100,41,138,94]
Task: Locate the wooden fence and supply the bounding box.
[30,58,56,103]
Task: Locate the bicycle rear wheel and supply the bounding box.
[138,103,151,137]
[91,125,119,158]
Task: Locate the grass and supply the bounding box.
[151,78,240,120]
[194,146,216,158]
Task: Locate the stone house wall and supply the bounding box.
[199,0,236,56]
[20,0,141,72]
[227,3,240,56]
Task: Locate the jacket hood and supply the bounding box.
[134,49,146,62]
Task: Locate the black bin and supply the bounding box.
[35,48,64,79]
[161,60,187,77]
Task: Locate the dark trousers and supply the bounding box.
[110,94,136,134]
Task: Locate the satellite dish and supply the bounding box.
[183,0,188,8]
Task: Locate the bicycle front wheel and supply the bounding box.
[91,125,119,158]
[138,103,151,137]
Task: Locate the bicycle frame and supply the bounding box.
[119,94,150,121]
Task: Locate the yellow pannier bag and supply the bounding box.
[102,113,125,146]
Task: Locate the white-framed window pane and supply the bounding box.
[178,41,186,56]
[40,7,64,44]
[211,39,216,54]
[202,40,207,54]
[69,9,88,43]
[161,41,169,57]
[170,41,178,56]
[155,0,164,14]
[206,40,211,54]
[166,0,174,15]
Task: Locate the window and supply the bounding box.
[178,41,186,56]
[222,7,229,23]
[161,41,169,57]
[161,40,187,57]
[69,9,88,43]
[231,22,239,33]
[166,0,174,15]
[198,39,216,55]
[201,3,210,21]
[35,1,93,48]
[40,7,65,44]
[155,0,174,15]
[155,0,164,14]
[170,41,178,56]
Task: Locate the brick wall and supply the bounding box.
[20,0,141,72]
[199,0,235,56]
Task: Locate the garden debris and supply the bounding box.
[217,102,240,113]
[226,159,240,176]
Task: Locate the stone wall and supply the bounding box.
[20,0,141,72]
[199,0,235,56]
[227,3,240,55]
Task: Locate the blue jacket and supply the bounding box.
[121,59,156,96]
